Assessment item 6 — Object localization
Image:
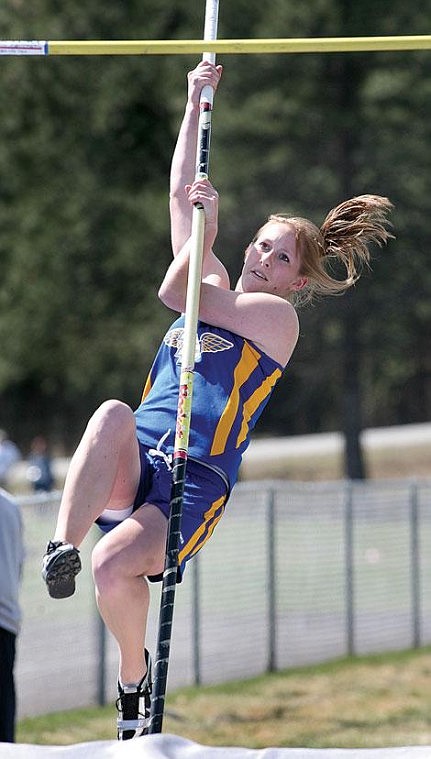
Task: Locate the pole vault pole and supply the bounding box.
[148,0,219,736]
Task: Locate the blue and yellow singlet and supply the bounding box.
[134,315,283,488]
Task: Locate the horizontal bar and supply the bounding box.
[0,41,47,55]
[1,36,431,56]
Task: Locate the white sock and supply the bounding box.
[98,505,133,524]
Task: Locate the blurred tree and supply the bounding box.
[0,0,195,445]
[213,0,431,477]
[0,0,430,473]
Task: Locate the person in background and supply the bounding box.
[0,431,21,490]
[0,488,24,742]
[27,436,55,493]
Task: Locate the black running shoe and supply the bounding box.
[42,540,81,599]
[116,650,152,740]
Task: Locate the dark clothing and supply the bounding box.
[0,490,24,743]
[0,627,16,742]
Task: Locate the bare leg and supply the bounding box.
[54,400,141,548]
[92,504,167,684]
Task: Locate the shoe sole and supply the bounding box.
[44,549,82,599]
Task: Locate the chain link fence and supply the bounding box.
[15,477,431,718]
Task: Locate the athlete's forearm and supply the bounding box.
[170,102,199,198]
[158,220,218,313]
[170,63,222,259]
[169,102,199,257]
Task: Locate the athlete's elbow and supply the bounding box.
[158,281,170,306]
[158,282,183,312]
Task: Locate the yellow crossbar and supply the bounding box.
[39,35,431,55]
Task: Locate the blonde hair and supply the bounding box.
[268,195,393,307]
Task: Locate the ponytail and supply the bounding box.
[269,194,393,306]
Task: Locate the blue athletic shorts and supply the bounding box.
[96,443,229,583]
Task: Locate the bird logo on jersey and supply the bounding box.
[163,328,233,363]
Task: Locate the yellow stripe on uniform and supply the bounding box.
[210,342,261,456]
[140,373,152,403]
[178,495,226,565]
[236,368,282,448]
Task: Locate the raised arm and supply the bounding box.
[161,179,299,368]
[169,61,222,258]
[161,175,229,312]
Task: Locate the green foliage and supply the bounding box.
[0,0,430,453]
[0,0,183,442]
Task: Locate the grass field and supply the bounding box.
[16,647,431,749]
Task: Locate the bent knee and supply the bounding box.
[86,400,136,443]
[92,531,165,592]
[92,541,122,594]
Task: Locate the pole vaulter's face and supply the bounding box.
[241,221,307,298]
